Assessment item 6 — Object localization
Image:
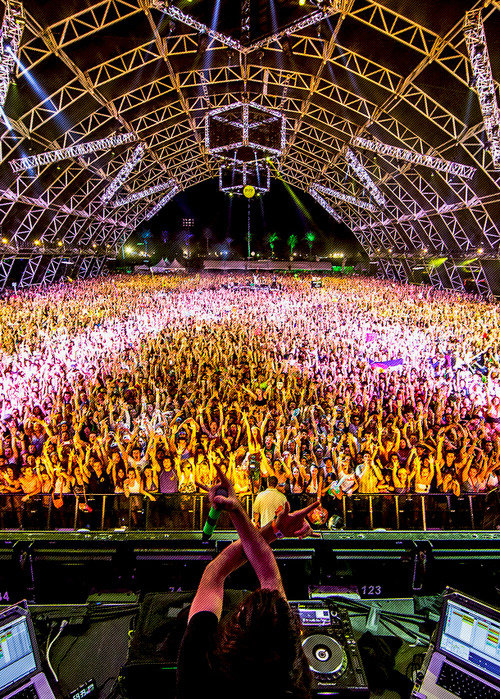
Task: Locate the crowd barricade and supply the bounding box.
[0,492,494,531]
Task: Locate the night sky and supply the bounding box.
[125,177,365,263]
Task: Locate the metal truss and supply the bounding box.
[101,142,146,204]
[344,148,386,207]
[352,137,476,180]
[142,184,180,222]
[464,9,500,169]
[205,101,286,160]
[113,179,177,208]
[10,133,136,173]
[308,187,342,223]
[0,1,498,297]
[219,162,270,195]
[0,1,24,109]
[311,183,377,212]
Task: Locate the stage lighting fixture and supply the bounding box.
[10,133,136,172]
[206,101,286,161]
[0,1,25,110]
[309,187,342,223]
[113,179,177,208]
[101,143,146,204]
[352,137,476,180]
[143,184,180,221]
[464,9,500,168]
[344,148,386,207]
[219,161,270,196]
[311,183,377,212]
[281,35,293,59]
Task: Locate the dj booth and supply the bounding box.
[1,591,499,699]
[0,530,499,698]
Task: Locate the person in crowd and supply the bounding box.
[253,475,288,528]
[0,273,497,531]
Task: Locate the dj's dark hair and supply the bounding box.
[214,589,312,699]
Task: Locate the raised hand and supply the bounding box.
[274,500,322,539]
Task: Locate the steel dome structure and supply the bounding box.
[0,0,499,294]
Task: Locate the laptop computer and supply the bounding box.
[0,603,56,699]
[413,590,500,699]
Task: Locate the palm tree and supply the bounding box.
[202,227,213,255]
[288,233,298,258]
[266,231,280,257]
[141,228,152,256]
[305,230,316,258]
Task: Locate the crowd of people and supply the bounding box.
[0,272,499,530]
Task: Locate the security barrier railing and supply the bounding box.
[0,492,496,532]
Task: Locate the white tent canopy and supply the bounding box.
[133,264,150,273]
[168,259,185,271]
[150,258,171,273]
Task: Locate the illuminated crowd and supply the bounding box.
[0,273,499,529]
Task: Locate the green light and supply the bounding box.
[428,256,448,269]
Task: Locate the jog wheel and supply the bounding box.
[302,634,347,677]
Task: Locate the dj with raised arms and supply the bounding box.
[176,462,320,699]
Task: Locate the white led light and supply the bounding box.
[101,143,146,204]
[144,184,180,221]
[352,137,476,180]
[206,101,286,161]
[0,1,24,110]
[157,3,243,51]
[242,103,249,145]
[309,187,342,223]
[219,163,270,195]
[344,148,385,207]
[464,9,500,169]
[10,132,136,172]
[311,183,377,212]
[113,179,177,208]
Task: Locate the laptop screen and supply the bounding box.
[439,597,500,684]
[0,614,37,693]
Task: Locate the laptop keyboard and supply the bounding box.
[437,662,498,699]
[9,685,38,699]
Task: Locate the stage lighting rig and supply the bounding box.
[100,143,146,204]
[464,9,500,169]
[352,137,476,180]
[219,161,270,196]
[143,184,180,221]
[311,183,377,212]
[205,101,286,162]
[113,179,177,208]
[10,133,136,172]
[0,1,24,110]
[344,147,386,207]
[153,1,243,51]
[308,187,342,223]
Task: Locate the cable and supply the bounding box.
[46,619,68,684]
[55,634,80,677]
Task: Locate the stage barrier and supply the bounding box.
[0,492,496,532]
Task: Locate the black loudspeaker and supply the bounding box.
[482,489,500,530]
[289,600,369,697]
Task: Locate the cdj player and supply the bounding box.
[290,600,369,697]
